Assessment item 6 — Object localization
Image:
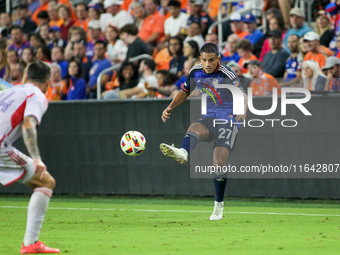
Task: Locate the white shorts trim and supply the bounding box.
[0,146,35,186]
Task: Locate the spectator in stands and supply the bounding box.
[48,1,64,27]
[262,29,290,78]
[45,63,67,101]
[168,36,185,77]
[87,40,113,98]
[247,60,281,96]
[187,0,212,37]
[14,4,37,35]
[0,49,7,79]
[323,56,340,91]
[236,39,257,75]
[303,32,330,68]
[64,26,87,59]
[66,58,87,100]
[159,0,171,17]
[283,8,313,53]
[132,2,146,30]
[138,0,165,46]
[32,0,50,25]
[299,36,308,59]
[8,26,30,57]
[183,40,199,61]
[258,15,286,62]
[221,34,240,63]
[58,5,75,41]
[47,26,66,49]
[21,47,35,67]
[301,60,327,91]
[325,0,340,35]
[36,44,52,63]
[154,70,177,97]
[120,24,152,62]
[205,33,218,46]
[101,61,139,99]
[120,58,158,98]
[170,58,196,97]
[101,0,133,32]
[29,33,44,50]
[28,0,40,15]
[73,40,92,82]
[6,50,19,66]
[229,13,248,40]
[277,0,294,30]
[184,21,205,49]
[39,23,51,44]
[36,11,50,28]
[88,4,102,21]
[74,3,89,31]
[8,62,24,85]
[0,12,13,38]
[87,20,103,60]
[105,23,127,65]
[51,46,68,78]
[226,61,252,91]
[315,10,334,48]
[280,34,303,88]
[164,0,188,41]
[243,13,264,45]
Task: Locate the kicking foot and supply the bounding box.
[20,241,60,254]
[210,201,224,220]
[160,143,188,164]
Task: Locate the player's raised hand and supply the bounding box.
[162,107,172,123]
[33,158,47,180]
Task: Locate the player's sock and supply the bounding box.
[214,178,227,202]
[23,187,53,246]
[180,131,199,154]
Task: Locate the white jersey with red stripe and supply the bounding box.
[0,83,48,146]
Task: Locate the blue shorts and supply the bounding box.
[195,117,239,151]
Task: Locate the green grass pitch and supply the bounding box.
[0,196,339,255]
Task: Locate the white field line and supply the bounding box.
[1,205,340,217]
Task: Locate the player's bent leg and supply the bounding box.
[20,172,60,254]
[210,147,230,221]
[160,122,209,164]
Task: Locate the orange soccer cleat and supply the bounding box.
[20,241,60,254]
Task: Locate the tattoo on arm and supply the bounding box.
[22,117,41,160]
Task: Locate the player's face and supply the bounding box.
[200,52,220,74]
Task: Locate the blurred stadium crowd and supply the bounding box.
[0,0,339,100]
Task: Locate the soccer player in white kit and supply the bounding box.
[0,61,60,254]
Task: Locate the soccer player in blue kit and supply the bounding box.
[160,43,248,220]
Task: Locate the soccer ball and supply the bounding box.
[120,131,146,156]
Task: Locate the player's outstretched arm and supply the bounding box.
[235,93,248,122]
[161,90,190,123]
[22,116,47,179]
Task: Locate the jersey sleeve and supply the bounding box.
[182,69,197,93]
[24,92,48,125]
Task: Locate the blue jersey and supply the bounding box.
[183,63,244,121]
[285,54,302,82]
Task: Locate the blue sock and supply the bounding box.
[214,178,227,202]
[180,131,199,154]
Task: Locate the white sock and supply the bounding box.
[23,187,52,246]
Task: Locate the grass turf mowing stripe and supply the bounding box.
[1,205,340,217]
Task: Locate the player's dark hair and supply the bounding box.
[143,58,156,72]
[200,42,219,56]
[236,39,253,51]
[26,61,51,83]
[120,24,139,36]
